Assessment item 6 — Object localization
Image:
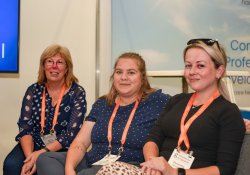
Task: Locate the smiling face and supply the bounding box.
[184,47,224,94]
[44,53,67,84]
[113,58,142,99]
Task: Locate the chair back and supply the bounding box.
[234,134,250,175]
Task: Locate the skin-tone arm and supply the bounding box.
[142,141,164,175]
[20,135,34,158]
[143,141,160,161]
[65,121,95,175]
[20,135,63,175]
[20,135,39,175]
[141,142,220,175]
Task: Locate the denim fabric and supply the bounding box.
[3,144,25,175]
[3,143,39,175]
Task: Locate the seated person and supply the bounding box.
[141,39,246,175]
[36,52,171,175]
[3,44,87,175]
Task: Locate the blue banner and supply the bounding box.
[0,0,19,73]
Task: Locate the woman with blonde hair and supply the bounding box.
[36,52,171,175]
[141,39,245,175]
[3,44,86,175]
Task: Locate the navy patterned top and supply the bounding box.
[15,82,87,150]
[85,89,170,165]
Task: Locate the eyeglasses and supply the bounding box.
[45,59,66,67]
[187,38,221,51]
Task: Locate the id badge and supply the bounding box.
[168,148,195,169]
[92,154,121,165]
[41,132,57,146]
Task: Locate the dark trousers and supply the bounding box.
[37,152,102,175]
[3,143,25,175]
[3,143,38,175]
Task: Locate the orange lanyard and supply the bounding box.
[177,90,220,153]
[107,96,140,154]
[40,84,66,136]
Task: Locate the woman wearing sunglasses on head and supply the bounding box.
[141,39,246,175]
[3,44,87,175]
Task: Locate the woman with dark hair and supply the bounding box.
[3,44,86,175]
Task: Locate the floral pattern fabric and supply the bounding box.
[15,82,87,150]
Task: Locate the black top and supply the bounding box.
[147,93,245,175]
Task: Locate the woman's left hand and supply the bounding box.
[21,149,45,175]
[21,161,36,175]
[140,156,177,175]
[244,119,250,134]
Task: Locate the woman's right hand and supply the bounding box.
[21,162,31,175]
[141,156,177,175]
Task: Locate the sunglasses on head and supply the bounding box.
[187,38,221,51]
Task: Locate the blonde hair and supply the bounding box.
[37,44,78,87]
[183,40,230,101]
[104,52,155,106]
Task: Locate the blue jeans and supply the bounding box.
[3,143,25,175]
[3,143,38,175]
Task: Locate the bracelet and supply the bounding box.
[178,168,186,175]
[43,147,50,152]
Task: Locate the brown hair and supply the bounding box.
[37,44,78,87]
[183,41,230,101]
[104,52,155,106]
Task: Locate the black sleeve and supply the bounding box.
[145,93,186,148]
[217,103,245,175]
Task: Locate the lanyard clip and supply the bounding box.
[108,145,112,155]
[118,146,124,156]
[40,130,44,137]
[189,150,193,156]
[50,129,55,135]
[176,146,181,152]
